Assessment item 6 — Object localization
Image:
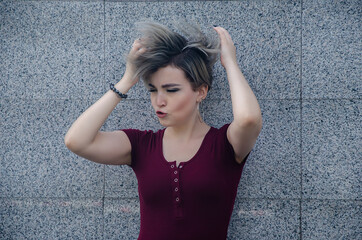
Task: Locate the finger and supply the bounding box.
[133,40,142,48]
[213,27,227,44]
[212,26,221,35]
[214,26,231,40]
[130,41,144,54]
[136,47,147,55]
[223,30,232,42]
[214,26,231,43]
[217,27,233,43]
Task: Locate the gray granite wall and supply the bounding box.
[1,0,360,239]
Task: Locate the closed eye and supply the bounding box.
[167,89,180,93]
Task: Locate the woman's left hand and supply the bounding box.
[213,26,238,69]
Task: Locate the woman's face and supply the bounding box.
[148,65,206,127]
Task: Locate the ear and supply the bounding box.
[196,84,208,101]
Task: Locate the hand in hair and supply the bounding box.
[213,27,237,69]
[124,38,147,84]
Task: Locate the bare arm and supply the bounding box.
[213,27,262,164]
[64,39,145,165]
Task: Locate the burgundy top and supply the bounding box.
[122,124,250,240]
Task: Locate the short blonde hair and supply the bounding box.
[128,20,220,92]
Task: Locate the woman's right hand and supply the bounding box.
[123,38,146,85]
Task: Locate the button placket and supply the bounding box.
[171,163,181,205]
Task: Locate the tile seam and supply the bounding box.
[1,197,360,201]
[3,97,362,101]
[101,1,106,240]
[300,1,303,240]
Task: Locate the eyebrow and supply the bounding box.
[148,83,181,88]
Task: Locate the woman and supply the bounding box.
[64,21,262,240]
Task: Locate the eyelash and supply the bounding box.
[149,89,180,93]
[167,89,179,92]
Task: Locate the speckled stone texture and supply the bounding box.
[302,0,361,99]
[302,99,361,200]
[1,0,361,239]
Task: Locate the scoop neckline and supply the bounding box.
[160,126,214,167]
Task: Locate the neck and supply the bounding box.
[165,115,209,142]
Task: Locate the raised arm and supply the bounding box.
[213,26,262,164]
[64,39,145,165]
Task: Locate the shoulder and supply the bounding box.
[218,123,231,131]
[205,123,248,166]
[209,123,232,148]
[212,123,231,137]
[122,128,156,136]
[121,128,164,145]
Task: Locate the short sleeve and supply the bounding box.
[218,123,251,167]
[120,129,140,168]
[120,128,156,169]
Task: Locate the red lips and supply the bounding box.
[156,111,167,118]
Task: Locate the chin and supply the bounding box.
[159,122,168,127]
[158,118,178,127]
[158,119,169,127]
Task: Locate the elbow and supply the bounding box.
[64,135,74,151]
[64,135,81,152]
[234,108,262,128]
[64,133,92,154]
[252,116,263,131]
[236,116,263,133]
[250,116,263,133]
[64,131,72,148]
[249,115,263,128]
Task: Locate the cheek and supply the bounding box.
[173,94,196,113]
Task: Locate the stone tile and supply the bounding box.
[105,0,301,100]
[1,1,104,99]
[1,98,107,153]
[202,98,234,128]
[106,0,218,2]
[105,164,139,198]
[1,145,104,198]
[228,199,300,240]
[0,198,103,239]
[302,100,361,199]
[302,0,361,99]
[302,200,361,240]
[204,99,301,198]
[1,98,108,198]
[0,0,7,94]
[104,198,140,240]
[239,100,301,198]
[1,99,28,155]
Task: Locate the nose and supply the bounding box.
[155,92,166,107]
